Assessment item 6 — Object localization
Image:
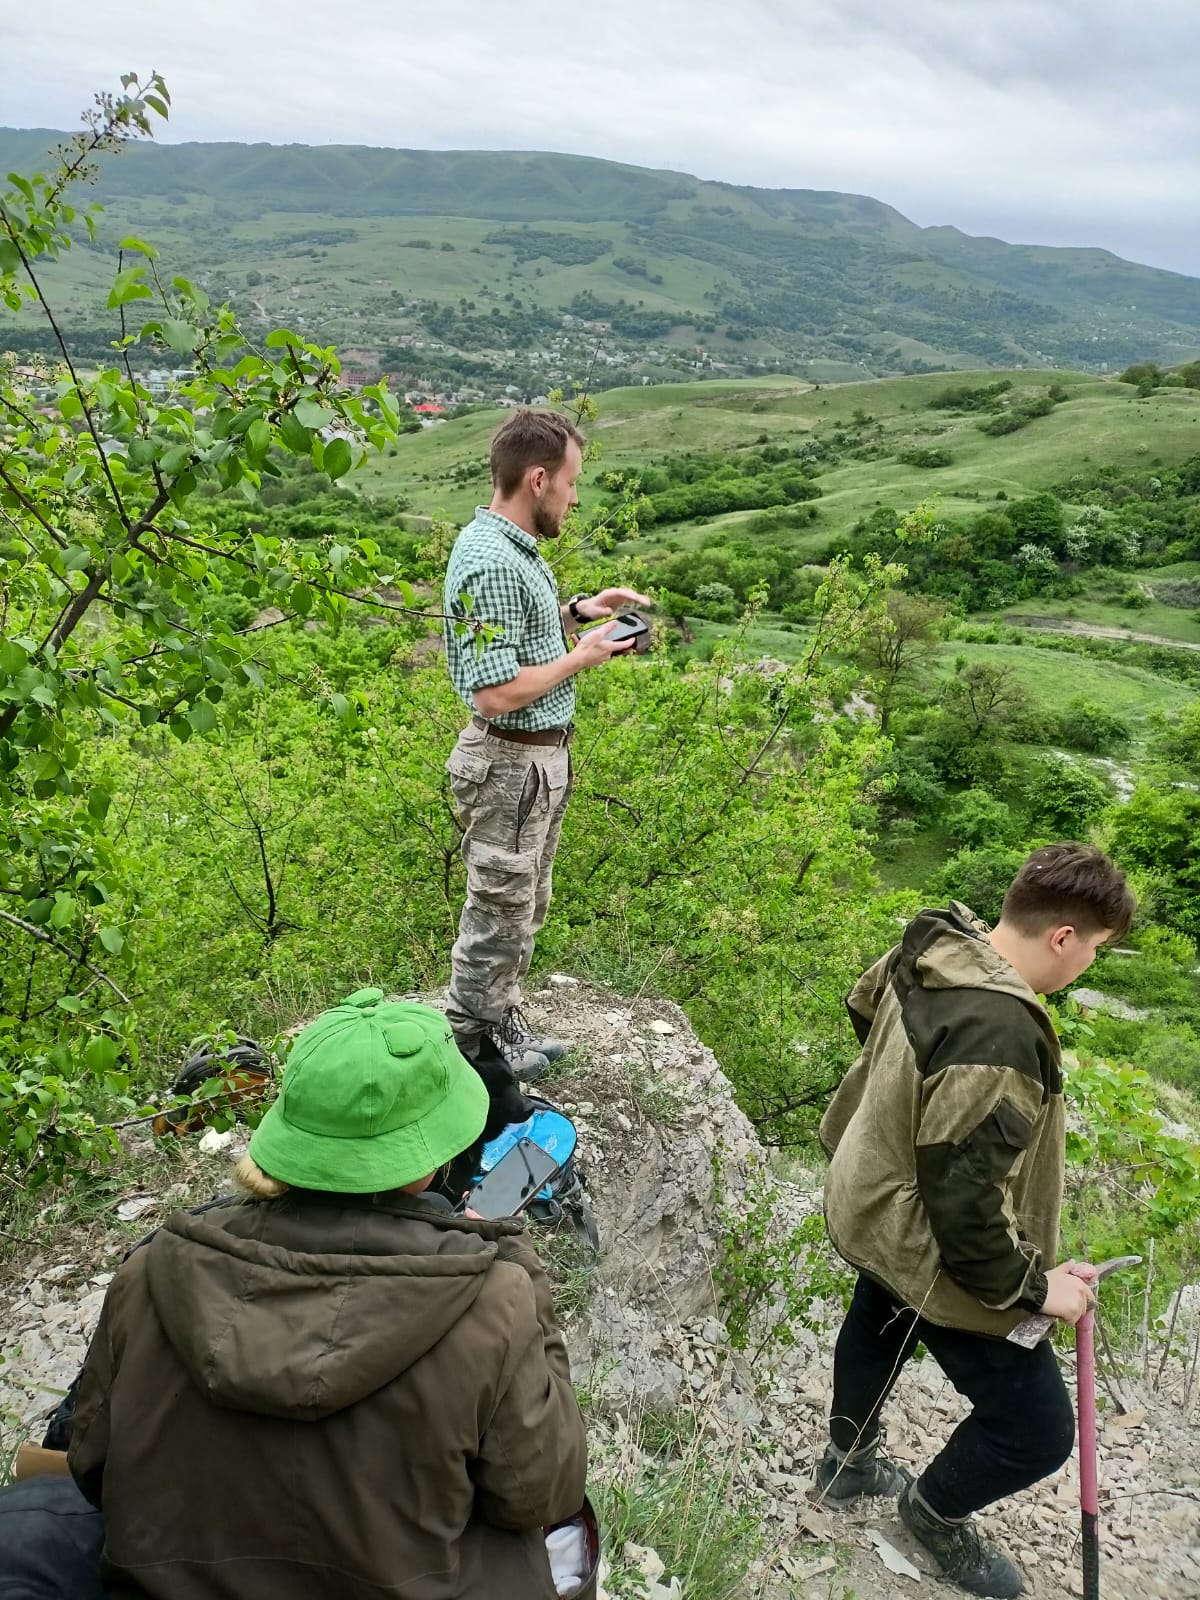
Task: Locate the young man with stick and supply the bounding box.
[815,843,1135,1598]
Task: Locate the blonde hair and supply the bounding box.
[232,1152,291,1199]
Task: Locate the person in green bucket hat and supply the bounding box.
[59,989,590,1600]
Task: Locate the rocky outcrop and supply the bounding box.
[3,980,1199,1598]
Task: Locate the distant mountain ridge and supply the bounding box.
[2,133,1197,379]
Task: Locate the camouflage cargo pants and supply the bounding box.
[444,722,572,1043]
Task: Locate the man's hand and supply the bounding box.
[575,587,653,621]
[1040,1260,1097,1325]
[569,618,635,667]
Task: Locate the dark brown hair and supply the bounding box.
[1001,843,1135,942]
[489,409,584,496]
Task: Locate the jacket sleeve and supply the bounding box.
[914,1020,1051,1314]
[844,946,899,1045]
[67,1256,140,1507]
[472,1235,587,1530]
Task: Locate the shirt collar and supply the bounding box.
[473,506,539,557]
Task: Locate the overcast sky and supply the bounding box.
[4,1,1197,276]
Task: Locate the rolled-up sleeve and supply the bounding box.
[449,564,525,690]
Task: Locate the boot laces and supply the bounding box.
[498,1005,532,1047]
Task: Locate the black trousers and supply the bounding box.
[0,1476,104,1600]
[830,1273,1076,1521]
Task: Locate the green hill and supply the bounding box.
[368,368,1200,546]
[3,135,1198,384]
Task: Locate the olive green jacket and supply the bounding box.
[820,903,1064,1338]
[69,1191,587,1599]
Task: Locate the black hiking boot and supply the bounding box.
[497,1005,563,1083]
[813,1438,912,1505]
[899,1481,1023,1599]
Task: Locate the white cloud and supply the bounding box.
[3,0,1197,273]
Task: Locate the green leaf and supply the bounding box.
[331,693,350,721]
[85,1034,121,1074]
[277,411,311,454]
[56,994,83,1013]
[161,319,198,355]
[62,545,91,572]
[25,897,53,925]
[107,267,153,308]
[293,398,327,429]
[127,436,159,468]
[119,236,159,259]
[87,785,112,822]
[144,94,170,120]
[0,239,19,275]
[324,437,352,480]
[50,892,75,930]
[159,444,192,475]
[187,699,218,734]
[97,925,125,955]
[246,418,271,461]
[0,639,27,675]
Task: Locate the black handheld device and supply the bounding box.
[605,612,651,646]
[463,1138,562,1219]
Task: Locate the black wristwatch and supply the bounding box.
[567,594,588,624]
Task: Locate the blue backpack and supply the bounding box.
[475,1095,599,1254]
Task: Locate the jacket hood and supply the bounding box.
[144,1200,502,1421]
[905,901,1047,1014]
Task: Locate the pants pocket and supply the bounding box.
[514,763,542,850]
[447,748,492,814]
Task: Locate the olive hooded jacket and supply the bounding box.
[68,1190,587,1598]
[820,903,1064,1339]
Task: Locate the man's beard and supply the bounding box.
[532,500,563,540]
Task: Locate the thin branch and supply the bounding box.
[0,908,130,1003]
[0,462,69,550]
[4,233,129,524]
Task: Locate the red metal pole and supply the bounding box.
[1076,1306,1101,1600]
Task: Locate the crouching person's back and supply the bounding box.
[66,990,587,1600]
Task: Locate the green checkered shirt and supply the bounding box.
[443,508,575,731]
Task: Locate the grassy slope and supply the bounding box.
[368,370,1200,552]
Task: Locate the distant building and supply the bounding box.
[412,402,446,415]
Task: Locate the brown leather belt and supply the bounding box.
[471,714,573,747]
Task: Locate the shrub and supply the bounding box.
[943,788,1020,849]
[898,447,953,468]
[1022,755,1109,837]
[926,845,1027,920]
[1055,697,1132,753]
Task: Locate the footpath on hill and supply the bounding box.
[1006,615,1200,652]
[3,982,1199,1599]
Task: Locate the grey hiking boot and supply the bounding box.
[899,1481,1023,1599]
[498,1005,564,1083]
[813,1438,912,1505]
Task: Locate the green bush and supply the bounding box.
[925,845,1027,920]
[1022,756,1109,837]
[1055,697,1132,753]
[943,788,1020,849]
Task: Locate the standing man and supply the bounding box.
[443,408,650,1083]
[813,843,1135,1599]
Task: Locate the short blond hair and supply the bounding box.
[232,1152,291,1199]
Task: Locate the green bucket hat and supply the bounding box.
[248,990,488,1193]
